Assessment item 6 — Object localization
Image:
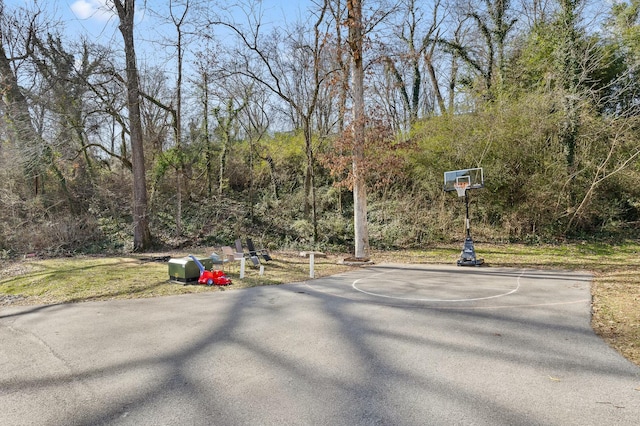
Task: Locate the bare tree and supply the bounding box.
[556,0,583,171]
[144,0,200,237]
[382,0,445,123]
[212,98,245,197]
[192,50,216,196]
[112,0,152,251]
[444,0,518,99]
[237,83,272,217]
[168,0,188,236]
[209,0,333,242]
[0,3,46,193]
[517,0,555,28]
[328,0,350,134]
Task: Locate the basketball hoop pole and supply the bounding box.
[464,189,471,238]
[457,186,484,267]
[454,182,472,238]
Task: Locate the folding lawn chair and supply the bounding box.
[246,238,272,262]
[235,239,260,266]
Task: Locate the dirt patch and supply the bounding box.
[0,261,45,278]
[0,294,28,306]
[591,268,640,366]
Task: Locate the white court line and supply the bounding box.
[351,268,524,302]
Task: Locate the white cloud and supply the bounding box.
[70,0,92,19]
[70,0,115,22]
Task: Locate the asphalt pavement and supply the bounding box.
[1,264,639,425]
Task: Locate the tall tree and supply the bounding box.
[445,0,517,99]
[210,1,332,242]
[0,3,46,193]
[383,0,444,124]
[555,0,583,171]
[168,0,188,236]
[28,35,106,210]
[162,0,193,236]
[328,0,350,135]
[347,0,369,259]
[213,98,245,197]
[237,83,272,218]
[112,0,152,251]
[599,0,640,117]
[193,50,215,196]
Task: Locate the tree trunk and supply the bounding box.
[114,0,152,251]
[214,99,245,198]
[557,0,582,172]
[330,0,348,215]
[201,74,214,197]
[171,1,188,237]
[0,42,44,190]
[218,137,227,197]
[303,119,318,242]
[425,40,447,115]
[347,0,369,259]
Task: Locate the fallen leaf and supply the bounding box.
[548,376,561,382]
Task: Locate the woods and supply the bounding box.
[0,0,639,257]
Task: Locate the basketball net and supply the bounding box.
[454,182,468,197]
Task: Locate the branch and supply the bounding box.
[73,143,132,170]
[567,121,640,230]
[209,20,295,108]
[438,39,484,75]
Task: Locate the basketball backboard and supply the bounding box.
[443,167,484,192]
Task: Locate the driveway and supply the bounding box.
[1,264,639,425]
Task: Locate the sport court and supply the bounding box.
[1,264,639,425]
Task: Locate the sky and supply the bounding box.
[2,0,317,77]
[8,0,614,40]
[4,0,314,44]
[5,0,145,45]
[67,0,114,22]
[62,0,122,43]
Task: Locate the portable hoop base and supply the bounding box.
[457,236,484,267]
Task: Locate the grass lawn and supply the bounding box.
[1,243,639,366]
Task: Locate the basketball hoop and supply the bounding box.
[443,167,485,266]
[454,182,468,197]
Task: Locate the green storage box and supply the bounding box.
[168,256,220,283]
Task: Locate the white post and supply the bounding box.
[240,257,246,279]
[309,252,315,278]
[259,264,264,276]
